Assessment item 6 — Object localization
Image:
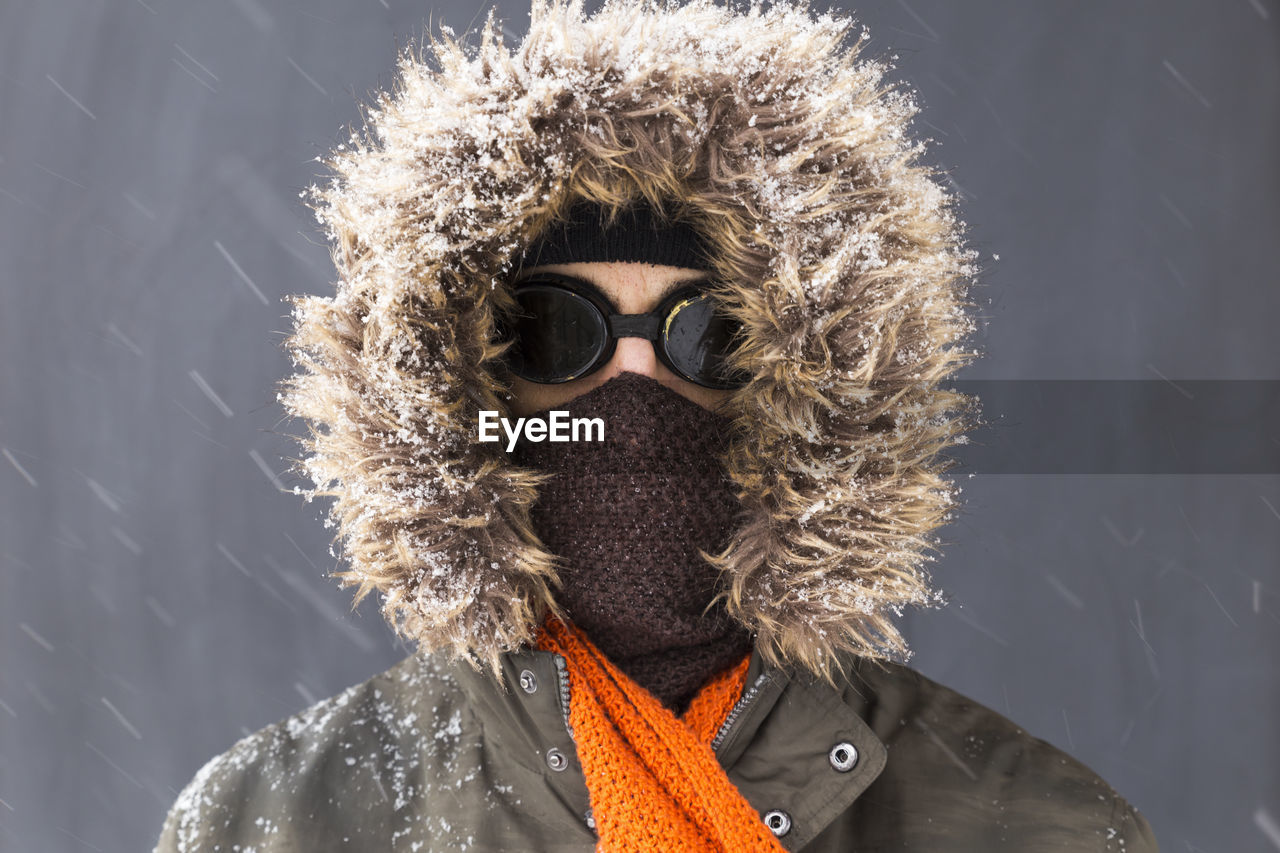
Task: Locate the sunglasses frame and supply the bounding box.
[503,272,749,390]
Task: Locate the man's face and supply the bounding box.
[507,261,735,415]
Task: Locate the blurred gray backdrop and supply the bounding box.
[2,0,1277,850]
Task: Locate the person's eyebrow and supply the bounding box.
[511,270,606,294]
[656,273,710,298]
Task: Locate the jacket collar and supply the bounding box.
[451,642,887,849]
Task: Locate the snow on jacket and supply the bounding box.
[155,0,1159,849]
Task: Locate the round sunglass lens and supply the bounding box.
[507,285,608,383]
[662,294,748,389]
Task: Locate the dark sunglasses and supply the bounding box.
[499,273,750,390]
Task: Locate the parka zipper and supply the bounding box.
[551,654,596,838]
[552,654,574,740]
[553,652,765,753]
[710,672,770,753]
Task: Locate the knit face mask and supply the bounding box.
[510,371,755,714]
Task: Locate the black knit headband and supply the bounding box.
[516,199,716,272]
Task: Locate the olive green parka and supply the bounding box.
[156,0,1158,849]
[155,642,1157,851]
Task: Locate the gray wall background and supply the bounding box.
[1,0,1277,850]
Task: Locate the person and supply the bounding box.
[154,0,1159,849]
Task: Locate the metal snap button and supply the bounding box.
[546,747,568,772]
[829,741,859,772]
[763,809,791,837]
[519,669,538,694]
[585,808,596,831]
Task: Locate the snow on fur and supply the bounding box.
[277,0,983,686]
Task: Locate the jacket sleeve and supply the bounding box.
[152,803,181,853]
[151,772,206,853]
[150,749,236,853]
[1107,794,1159,852]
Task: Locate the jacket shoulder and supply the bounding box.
[153,652,466,852]
[838,657,1159,852]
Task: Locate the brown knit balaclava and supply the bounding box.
[511,372,755,715]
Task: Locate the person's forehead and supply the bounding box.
[514,261,708,298]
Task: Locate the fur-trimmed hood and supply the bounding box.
[278,0,983,686]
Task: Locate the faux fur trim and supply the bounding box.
[278,0,982,685]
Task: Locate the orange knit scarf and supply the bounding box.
[534,614,788,852]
